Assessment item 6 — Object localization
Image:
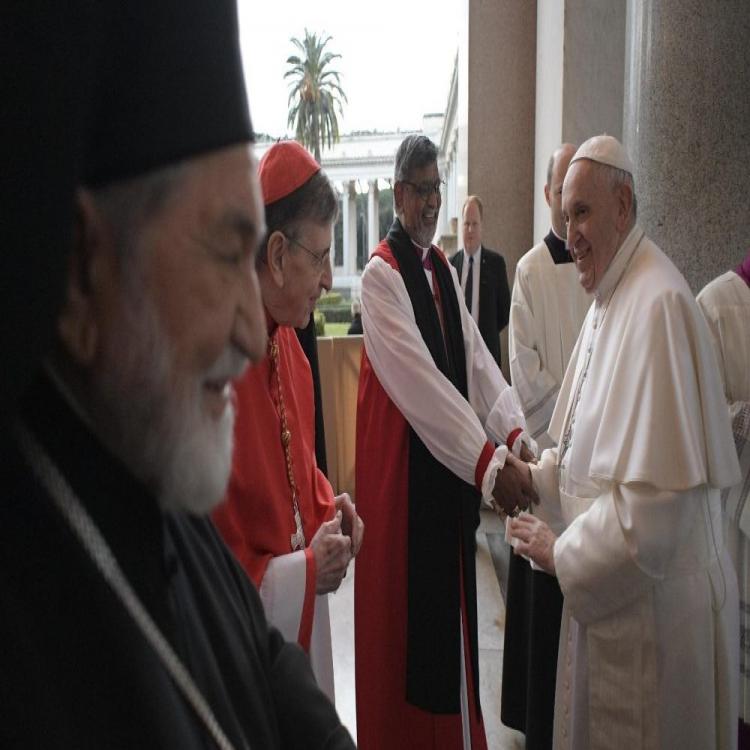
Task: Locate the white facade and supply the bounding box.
[437,55,459,253]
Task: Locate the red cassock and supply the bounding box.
[213,325,335,652]
[354,241,488,750]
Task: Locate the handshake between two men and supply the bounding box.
[489,444,558,576]
[491,443,537,517]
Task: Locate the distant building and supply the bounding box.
[255,115,443,295]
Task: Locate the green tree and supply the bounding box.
[285,30,347,161]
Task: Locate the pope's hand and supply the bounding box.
[508,514,556,575]
[310,512,352,594]
[491,453,538,516]
[334,492,365,556]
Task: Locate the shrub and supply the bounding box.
[314,309,326,336]
[319,304,353,323]
[317,291,342,307]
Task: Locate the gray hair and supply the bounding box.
[546,153,556,189]
[394,135,438,182]
[259,169,339,266]
[90,162,188,264]
[594,162,638,221]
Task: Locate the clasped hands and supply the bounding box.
[491,443,556,574]
[311,493,364,595]
[490,444,538,518]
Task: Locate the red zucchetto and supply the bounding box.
[258,141,320,206]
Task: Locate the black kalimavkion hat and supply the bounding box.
[1,0,254,417]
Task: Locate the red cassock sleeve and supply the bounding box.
[213,327,336,633]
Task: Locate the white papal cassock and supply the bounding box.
[698,269,750,726]
[532,225,741,750]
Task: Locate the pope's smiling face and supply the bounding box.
[562,159,628,294]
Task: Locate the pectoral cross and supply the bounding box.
[291,502,306,551]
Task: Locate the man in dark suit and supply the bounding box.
[450,195,511,366]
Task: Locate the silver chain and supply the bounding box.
[557,230,645,472]
[15,422,242,750]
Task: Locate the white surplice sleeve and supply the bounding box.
[553,481,707,625]
[448,261,531,451]
[258,549,308,642]
[509,266,560,443]
[361,256,515,492]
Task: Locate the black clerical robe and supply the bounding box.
[0,374,353,749]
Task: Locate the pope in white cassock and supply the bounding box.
[509,135,741,750]
[502,143,592,750]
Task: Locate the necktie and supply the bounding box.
[464,254,474,313]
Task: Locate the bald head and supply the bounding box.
[545,143,577,239]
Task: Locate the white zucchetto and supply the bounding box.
[570,134,634,176]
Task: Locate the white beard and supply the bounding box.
[91,275,246,515]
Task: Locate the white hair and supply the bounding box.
[595,162,638,220]
[86,172,246,514]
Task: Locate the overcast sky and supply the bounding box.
[238,0,459,137]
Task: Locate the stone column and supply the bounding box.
[367,180,379,258]
[562,0,626,146]
[341,180,358,276]
[466,0,536,379]
[533,0,627,242]
[467,0,536,278]
[623,0,750,293]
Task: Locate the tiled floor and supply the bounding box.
[329,509,526,749]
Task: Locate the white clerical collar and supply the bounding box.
[411,239,432,266]
[594,224,645,304]
[465,245,482,261]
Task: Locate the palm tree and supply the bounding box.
[285,30,347,161]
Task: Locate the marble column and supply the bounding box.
[465,0,536,379]
[623,0,750,293]
[466,0,536,276]
[533,0,627,241]
[341,180,358,276]
[366,180,379,258]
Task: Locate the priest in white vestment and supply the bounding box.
[510,142,591,448]
[509,135,741,750]
[698,253,750,744]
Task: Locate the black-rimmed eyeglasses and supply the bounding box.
[401,180,444,201]
[284,234,331,270]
